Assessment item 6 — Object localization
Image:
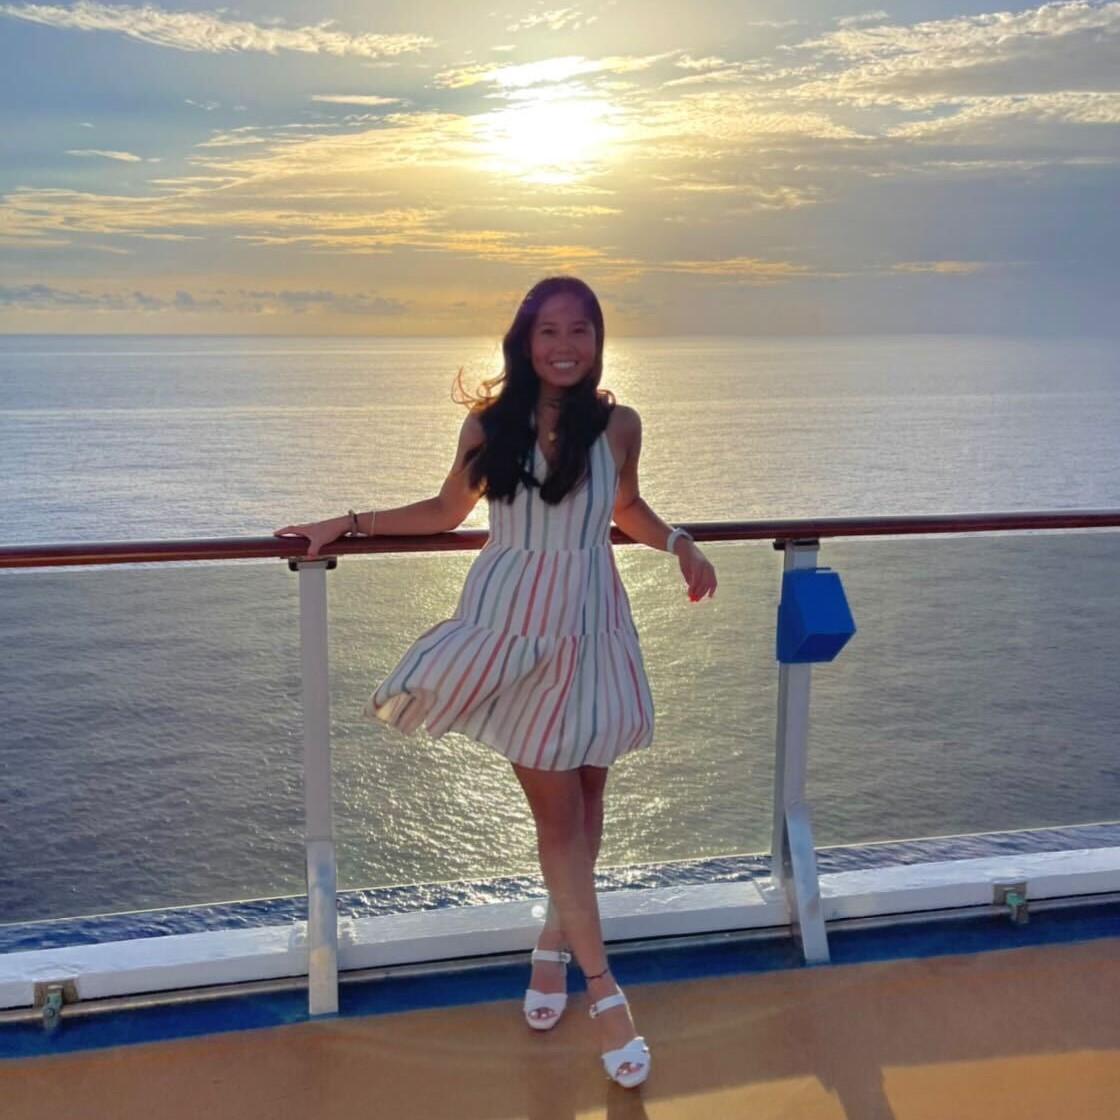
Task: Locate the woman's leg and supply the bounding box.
[529,765,607,1001]
[538,765,608,945]
[514,763,641,1066]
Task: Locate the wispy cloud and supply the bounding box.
[66,148,142,161]
[835,10,890,28]
[0,2,434,59]
[310,94,401,107]
[745,19,801,30]
[506,7,598,32]
[232,288,407,314]
[653,257,815,283]
[674,54,729,71]
[887,91,1120,141]
[791,1,1120,108]
[435,52,674,90]
[0,283,219,310]
[0,282,407,314]
[891,260,997,274]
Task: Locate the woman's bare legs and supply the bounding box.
[529,765,607,991]
[514,763,643,1069]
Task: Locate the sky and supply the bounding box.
[1,0,1118,335]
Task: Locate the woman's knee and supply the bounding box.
[513,764,584,841]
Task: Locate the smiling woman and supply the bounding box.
[474,94,624,184]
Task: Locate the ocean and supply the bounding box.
[1,333,1118,926]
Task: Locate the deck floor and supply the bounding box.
[3,937,1118,1119]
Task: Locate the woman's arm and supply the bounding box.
[611,406,682,553]
[274,412,486,558]
[356,411,486,535]
[612,406,717,601]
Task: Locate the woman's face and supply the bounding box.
[529,291,598,393]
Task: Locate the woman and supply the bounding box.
[275,275,717,1088]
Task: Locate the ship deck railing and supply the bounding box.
[1,510,1118,1034]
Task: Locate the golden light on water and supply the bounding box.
[473,93,625,185]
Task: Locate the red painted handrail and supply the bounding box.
[1,510,1117,569]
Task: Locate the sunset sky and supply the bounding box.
[1,0,1118,335]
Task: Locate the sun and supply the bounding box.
[473,92,623,185]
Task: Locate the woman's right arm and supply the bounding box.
[274,412,486,558]
[364,411,486,535]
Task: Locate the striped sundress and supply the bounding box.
[363,419,655,770]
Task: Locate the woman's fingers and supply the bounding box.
[686,560,717,601]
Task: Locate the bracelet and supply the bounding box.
[350,510,377,536]
[666,527,693,554]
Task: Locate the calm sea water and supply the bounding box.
[2,334,1118,925]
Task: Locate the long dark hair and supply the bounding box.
[452,276,616,504]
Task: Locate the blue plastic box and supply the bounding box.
[776,567,856,664]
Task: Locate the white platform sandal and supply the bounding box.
[522,948,572,1030]
[589,990,651,1088]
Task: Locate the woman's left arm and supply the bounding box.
[611,406,717,603]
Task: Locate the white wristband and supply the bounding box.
[666,527,693,554]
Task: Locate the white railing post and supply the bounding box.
[770,539,830,964]
[292,557,339,1015]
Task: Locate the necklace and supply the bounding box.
[537,400,562,443]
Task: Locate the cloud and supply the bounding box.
[193,131,272,149]
[0,282,406,314]
[888,91,1120,142]
[234,288,407,314]
[66,148,143,161]
[674,54,729,71]
[791,1,1120,108]
[506,7,598,33]
[0,2,433,60]
[0,283,218,309]
[311,94,401,107]
[653,257,815,283]
[835,10,890,28]
[636,91,868,146]
[434,51,674,90]
[891,260,997,274]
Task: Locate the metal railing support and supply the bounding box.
[292,557,339,1015]
[770,540,830,964]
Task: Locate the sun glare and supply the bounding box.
[473,93,623,185]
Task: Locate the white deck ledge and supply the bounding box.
[3,847,1118,1011]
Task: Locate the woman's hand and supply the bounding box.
[273,516,349,561]
[676,540,717,602]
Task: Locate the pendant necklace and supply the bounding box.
[540,397,563,443]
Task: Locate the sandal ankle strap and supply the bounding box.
[589,991,628,1018]
[531,948,572,964]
